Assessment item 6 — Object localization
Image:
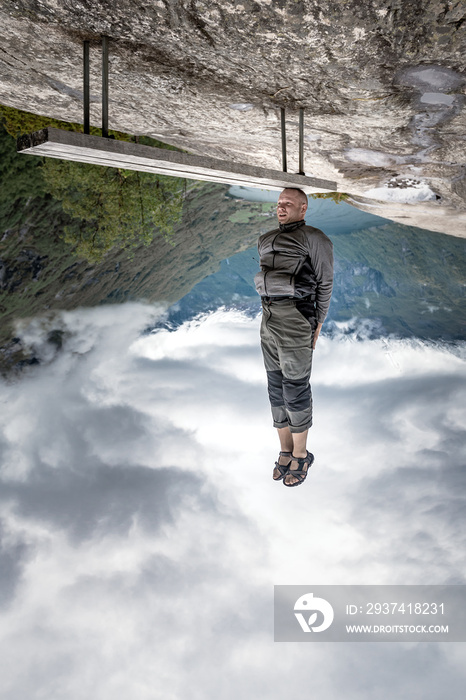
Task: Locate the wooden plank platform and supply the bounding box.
[17,128,338,194]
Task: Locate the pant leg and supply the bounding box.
[261,300,316,433]
[260,304,288,429]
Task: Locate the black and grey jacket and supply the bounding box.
[254,220,334,324]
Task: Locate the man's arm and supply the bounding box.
[308,231,334,348]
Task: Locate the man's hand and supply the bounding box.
[312,322,323,350]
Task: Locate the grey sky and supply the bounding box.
[0,304,465,699]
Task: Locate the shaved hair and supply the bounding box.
[281,188,308,206]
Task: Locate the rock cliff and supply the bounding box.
[0,0,465,236]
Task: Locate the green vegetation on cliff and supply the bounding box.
[42,159,184,261]
[0,105,186,261]
[0,103,135,141]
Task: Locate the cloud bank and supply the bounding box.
[0,304,465,699]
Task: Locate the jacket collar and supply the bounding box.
[279,219,305,232]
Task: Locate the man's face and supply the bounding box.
[276,189,307,225]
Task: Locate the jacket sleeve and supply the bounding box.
[308,231,334,324]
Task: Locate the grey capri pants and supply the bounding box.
[260,297,317,433]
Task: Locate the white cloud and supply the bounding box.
[0,305,465,699]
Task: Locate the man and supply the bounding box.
[254,188,333,487]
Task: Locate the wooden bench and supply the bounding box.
[17,127,338,194]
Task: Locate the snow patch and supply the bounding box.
[397,66,464,92]
[364,182,437,204]
[345,148,406,168]
[229,103,254,111]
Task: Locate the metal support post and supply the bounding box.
[101,35,109,138]
[83,41,90,135]
[298,107,305,175]
[280,107,287,173]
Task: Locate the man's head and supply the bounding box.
[276,188,308,225]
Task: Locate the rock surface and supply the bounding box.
[0,0,465,236]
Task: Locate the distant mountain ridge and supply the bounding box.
[166,214,466,341]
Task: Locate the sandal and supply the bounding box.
[273,451,292,481]
[283,451,314,487]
